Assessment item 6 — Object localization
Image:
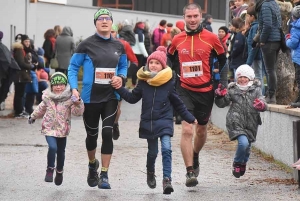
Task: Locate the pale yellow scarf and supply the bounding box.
[137,66,172,86]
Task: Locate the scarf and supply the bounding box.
[236,81,254,91]
[184,24,203,35]
[137,66,172,86]
[49,37,56,50]
[43,84,72,102]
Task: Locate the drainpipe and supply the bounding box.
[225,0,230,27]
[25,0,28,34]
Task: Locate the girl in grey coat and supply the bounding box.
[215,64,267,178]
[55,26,75,75]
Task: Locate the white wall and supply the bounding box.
[0,1,225,49]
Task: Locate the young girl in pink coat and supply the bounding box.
[28,72,84,186]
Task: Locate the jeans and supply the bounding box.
[36,81,48,104]
[147,135,172,179]
[233,135,251,164]
[45,136,67,171]
[260,42,281,96]
[252,59,264,92]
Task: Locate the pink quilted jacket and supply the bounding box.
[30,85,84,137]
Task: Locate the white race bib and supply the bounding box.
[94,68,115,84]
[182,61,203,78]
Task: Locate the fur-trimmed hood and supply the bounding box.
[276,0,293,13]
[11,42,23,51]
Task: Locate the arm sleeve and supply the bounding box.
[116,83,142,104]
[214,37,226,72]
[215,91,231,108]
[43,40,53,60]
[286,28,300,50]
[124,41,138,65]
[71,100,85,116]
[30,99,47,119]
[14,49,32,70]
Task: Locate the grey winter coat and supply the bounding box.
[215,81,267,142]
[55,26,75,70]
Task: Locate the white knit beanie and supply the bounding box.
[235,64,255,80]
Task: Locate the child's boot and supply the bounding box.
[240,163,246,176]
[162,177,174,194]
[232,162,241,178]
[54,169,63,186]
[147,171,156,189]
[45,167,54,182]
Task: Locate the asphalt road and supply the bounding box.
[0,100,299,201]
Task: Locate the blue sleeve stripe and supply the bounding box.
[68,53,86,90]
[117,54,128,77]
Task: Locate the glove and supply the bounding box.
[285,33,291,40]
[252,41,258,48]
[28,116,35,124]
[71,95,81,102]
[215,84,227,97]
[253,98,265,111]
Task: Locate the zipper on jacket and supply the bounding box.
[150,88,157,138]
[191,35,194,58]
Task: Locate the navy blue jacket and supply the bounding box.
[117,78,195,139]
[229,32,247,69]
[258,0,282,43]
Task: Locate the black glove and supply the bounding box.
[252,41,258,48]
[28,116,35,124]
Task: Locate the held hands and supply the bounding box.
[71,95,81,105]
[110,76,123,89]
[215,84,227,97]
[253,98,265,111]
[28,116,35,124]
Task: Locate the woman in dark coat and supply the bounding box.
[42,29,56,67]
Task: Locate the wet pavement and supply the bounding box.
[0,100,299,200]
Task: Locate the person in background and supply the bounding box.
[42,29,56,68]
[54,25,62,38]
[175,20,185,32]
[55,26,75,75]
[143,22,152,56]
[131,22,148,88]
[202,14,213,32]
[286,5,300,107]
[160,23,173,47]
[215,64,267,178]
[110,24,138,140]
[245,5,263,91]
[28,72,84,186]
[152,20,167,51]
[35,47,49,104]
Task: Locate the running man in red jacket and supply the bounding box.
[168,3,226,187]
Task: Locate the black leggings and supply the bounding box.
[83,100,118,154]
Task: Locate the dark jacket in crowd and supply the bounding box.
[229,32,247,69]
[12,42,32,83]
[246,21,262,65]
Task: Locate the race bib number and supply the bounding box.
[95,68,115,84]
[182,61,203,78]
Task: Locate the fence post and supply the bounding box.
[293,120,300,188]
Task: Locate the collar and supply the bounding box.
[184,24,203,36]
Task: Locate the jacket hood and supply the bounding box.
[276,0,293,13]
[43,84,72,102]
[121,25,134,32]
[61,26,73,36]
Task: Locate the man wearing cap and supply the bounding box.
[68,8,127,189]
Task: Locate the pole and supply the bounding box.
[225,0,230,27]
[25,0,28,34]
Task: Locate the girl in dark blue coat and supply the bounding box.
[113,46,197,194]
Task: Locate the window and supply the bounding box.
[97,0,134,10]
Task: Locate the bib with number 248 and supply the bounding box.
[95,68,115,84]
[182,61,203,78]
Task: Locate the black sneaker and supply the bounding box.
[112,123,120,140]
[162,177,174,194]
[98,173,111,189]
[185,171,198,187]
[193,160,200,177]
[232,162,241,178]
[45,167,54,182]
[14,112,29,118]
[87,159,99,187]
[240,163,246,176]
[54,170,63,186]
[147,171,156,189]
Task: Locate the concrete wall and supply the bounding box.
[211,105,300,167]
[0,1,225,49]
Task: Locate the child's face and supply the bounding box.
[218,29,226,39]
[52,84,66,94]
[148,59,163,73]
[234,0,244,7]
[237,76,250,86]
